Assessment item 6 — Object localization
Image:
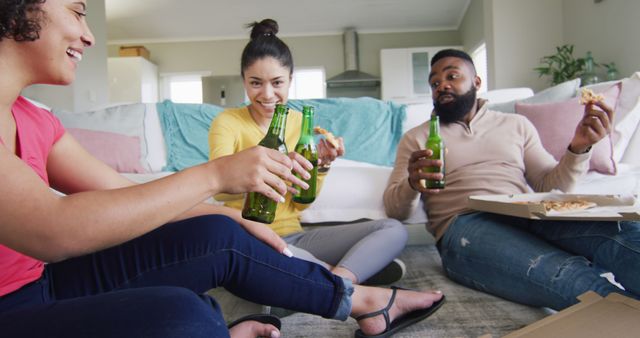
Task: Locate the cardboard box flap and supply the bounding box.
[504,292,640,338]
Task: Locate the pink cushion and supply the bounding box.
[515,84,621,175]
[67,128,146,173]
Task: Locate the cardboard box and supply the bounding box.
[468,193,640,221]
[118,46,150,60]
[502,291,640,338]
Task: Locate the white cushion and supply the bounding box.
[143,103,168,172]
[621,123,640,165]
[300,159,428,224]
[479,87,534,104]
[53,103,150,172]
[488,78,581,114]
[403,102,433,134]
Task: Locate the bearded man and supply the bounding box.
[383,49,640,310]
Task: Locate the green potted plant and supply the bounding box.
[535,44,588,85]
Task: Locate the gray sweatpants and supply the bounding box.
[283,219,408,283]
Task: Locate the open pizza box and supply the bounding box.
[498,291,640,338]
[468,193,640,221]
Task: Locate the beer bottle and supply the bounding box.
[424,112,445,189]
[293,105,318,204]
[242,104,289,223]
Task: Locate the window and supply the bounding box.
[289,67,326,99]
[160,73,207,104]
[471,43,488,94]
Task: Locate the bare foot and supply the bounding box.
[351,286,443,336]
[228,320,280,338]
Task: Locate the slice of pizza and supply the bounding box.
[540,199,597,213]
[579,88,605,105]
[313,126,340,148]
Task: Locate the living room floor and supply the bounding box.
[209,224,551,337]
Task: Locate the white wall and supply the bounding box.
[473,0,639,92]
[485,0,564,91]
[22,0,109,112]
[562,0,640,80]
[460,0,484,53]
[107,31,461,81]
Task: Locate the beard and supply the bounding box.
[434,87,477,124]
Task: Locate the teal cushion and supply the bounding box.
[156,100,224,171]
[288,97,406,167]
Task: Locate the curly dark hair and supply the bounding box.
[0,0,47,42]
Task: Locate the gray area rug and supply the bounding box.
[210,241,550,337]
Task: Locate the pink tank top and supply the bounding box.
[0,97,65,296]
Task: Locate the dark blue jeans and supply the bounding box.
[438,212,640,310]
[0,215,350,337]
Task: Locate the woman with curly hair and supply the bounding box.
[0,1,444,337]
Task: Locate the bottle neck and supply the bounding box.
[267,106,288,141]
[429,115,440,137]
[300,111,314,140]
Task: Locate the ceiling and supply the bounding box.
[105,0,471,44]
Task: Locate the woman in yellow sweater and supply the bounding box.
[209,19,408,285]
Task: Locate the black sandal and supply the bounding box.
[227,313,282,331]
[354,286,445,338]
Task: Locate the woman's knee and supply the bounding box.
[99,287,227,337]
[368,219,408,249]
[177,214,246,239]
[380,219,408,238]
[142,287,226,336]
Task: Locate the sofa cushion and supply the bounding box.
[288,97,406,167]
[621,122,640,165]
[489,78,581,114]
[156,100,224,171]
[143,103,168,172]
[582,72,640,163]
[515,83,621,175]
[300,159,428,224]
[67,128,146,173]
[53,103,149,171]
[479,87,534,104]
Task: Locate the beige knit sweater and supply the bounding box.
[384,100,591,241]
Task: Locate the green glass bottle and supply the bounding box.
[581,51,599,86]
[424,113,445,189]
[242,104,289,223]
[293,106,318,204]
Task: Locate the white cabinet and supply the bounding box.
[380,46,461,104]
[108,57,158,103]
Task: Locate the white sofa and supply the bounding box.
[35,75,640,336]
[45,74,640,231]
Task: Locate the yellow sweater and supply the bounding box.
[208,106,326,236]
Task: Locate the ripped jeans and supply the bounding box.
[437,212,640,310]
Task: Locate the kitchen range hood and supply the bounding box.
[326,28,380,88]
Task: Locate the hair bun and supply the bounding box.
[248,18,279,40]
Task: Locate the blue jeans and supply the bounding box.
[438,212,640,310]
[0,215,353,337]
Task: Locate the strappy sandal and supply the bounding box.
[354,286,445,338]
[227,313,282,331]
